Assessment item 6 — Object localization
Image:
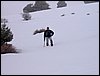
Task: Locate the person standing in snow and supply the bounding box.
[44,27,54,46]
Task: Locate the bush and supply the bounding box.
[23,3,33,13]
[84,1,99,4]
[57,1,67,8]
[1,18,8,23]
[22,13,31,20]
[1,44,17,54]
[23,1,50,13]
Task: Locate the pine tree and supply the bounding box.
[57,1,67,8]
[1,24,13,46]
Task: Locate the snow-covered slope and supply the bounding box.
[1,1,99,75]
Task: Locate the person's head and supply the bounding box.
[47,27,49,30]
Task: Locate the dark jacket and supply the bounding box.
[44,30,54,41]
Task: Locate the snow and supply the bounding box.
[1,1,99,75]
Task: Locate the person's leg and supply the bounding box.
[50,37,53,46]
[46,37,49,46]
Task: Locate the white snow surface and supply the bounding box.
[1,1,99,75]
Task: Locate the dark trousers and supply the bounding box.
[45,37,53,46]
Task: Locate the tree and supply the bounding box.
[33,1,50,11]
[1,24,13,46]
[23,1,50,13]
[57,1,67,8]
[23,3,34,13]
[33,28,46,35]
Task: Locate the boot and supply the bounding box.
[51,43,53,46]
